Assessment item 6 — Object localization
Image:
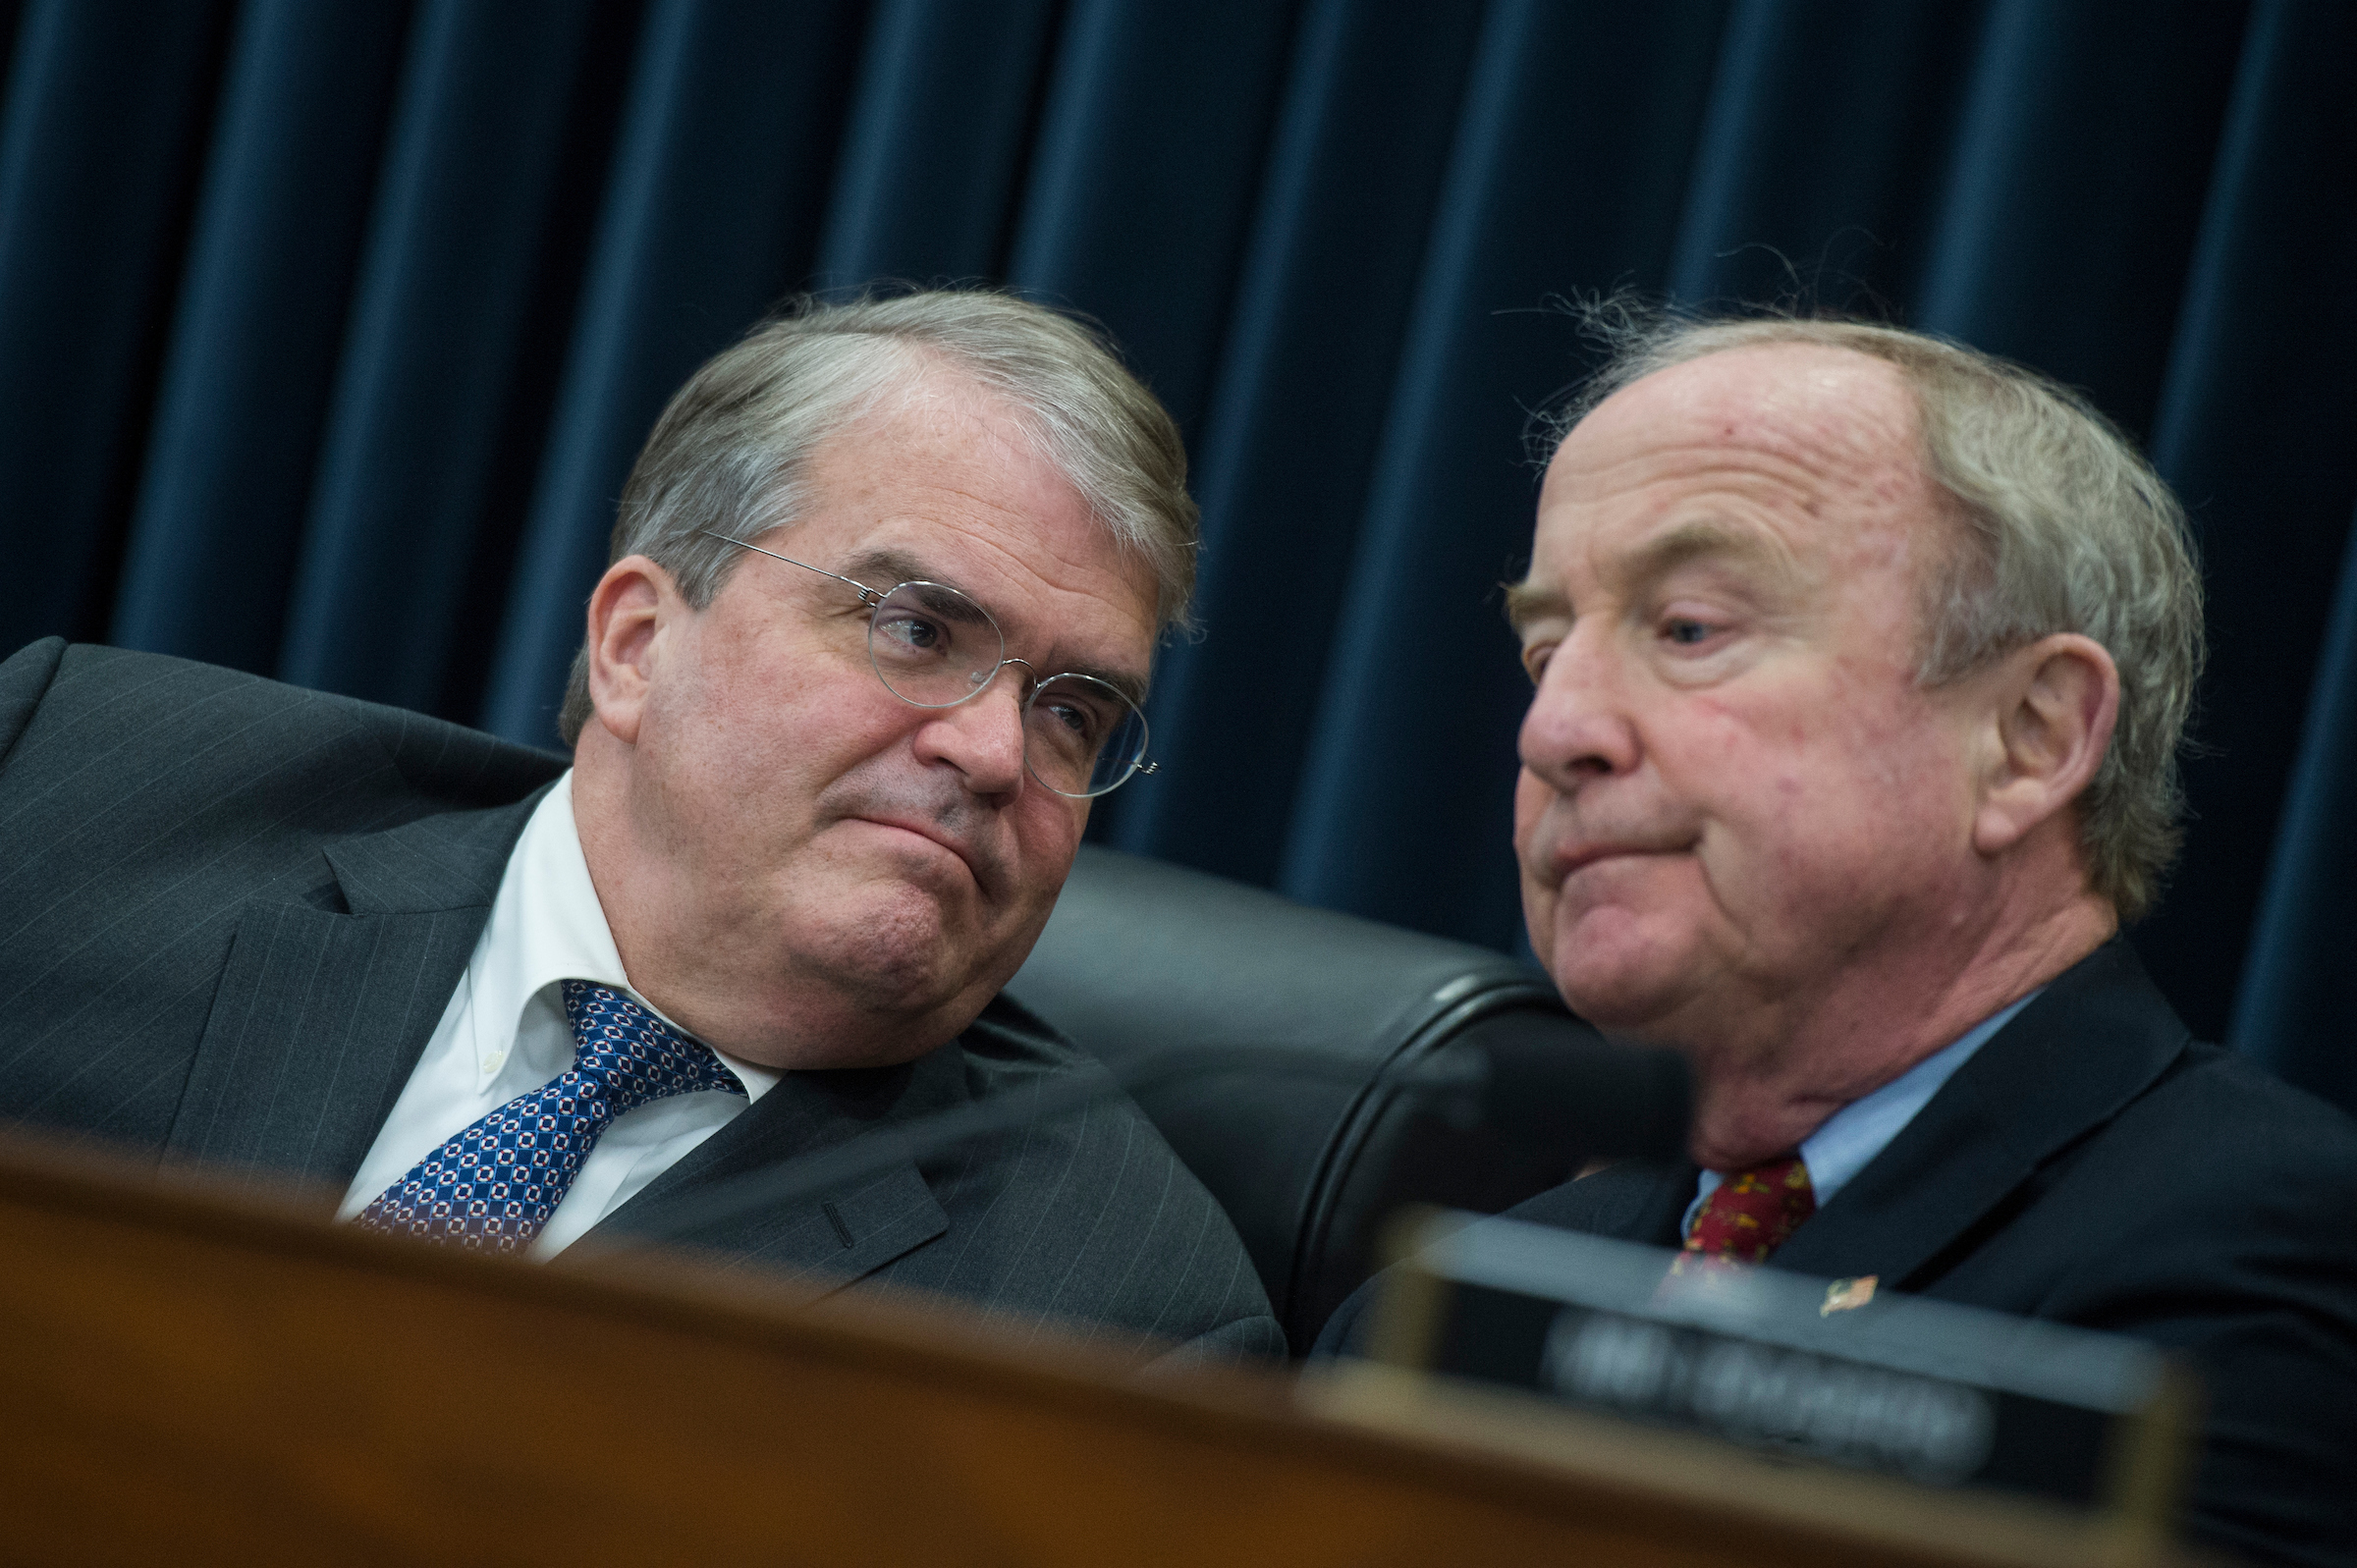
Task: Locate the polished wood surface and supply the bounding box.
[0,1133,2210,1567]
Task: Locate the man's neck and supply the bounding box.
[1682,892,2116,1169]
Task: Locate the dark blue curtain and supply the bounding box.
[4,0,2353,1106]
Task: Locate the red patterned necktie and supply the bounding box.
[1679,1156,1815,1267]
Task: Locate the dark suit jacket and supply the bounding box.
[1316,939,2357,1566]
[0,639,1282,1361]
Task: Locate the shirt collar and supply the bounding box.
[1683,988,2042,1234]
[467,772,779,1101]
[1792,988,2039,1207]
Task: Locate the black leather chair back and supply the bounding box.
[1005,845,1603,1354]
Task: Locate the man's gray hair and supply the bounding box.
[558,289,1199,745]
[1540,306,2204,923]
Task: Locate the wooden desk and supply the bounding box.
[0,1134,2210,1566]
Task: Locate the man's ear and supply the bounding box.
[584,555,677,747]
[1971,632,2120,856]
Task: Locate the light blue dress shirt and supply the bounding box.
[1681,990,2043,1238]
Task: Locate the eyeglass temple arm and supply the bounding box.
[696,529,884,606]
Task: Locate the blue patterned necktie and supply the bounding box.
[356,980,745,1252]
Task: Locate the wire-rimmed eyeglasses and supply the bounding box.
[697,530,1158,798]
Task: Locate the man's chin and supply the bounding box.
[1543,917,1700,1038]
[796,885,975,1009]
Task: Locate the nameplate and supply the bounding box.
[1364,1214,2193,1517]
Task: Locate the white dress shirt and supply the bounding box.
[337,771,779,1256]
[1680,990,2042,1238]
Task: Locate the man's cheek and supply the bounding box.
[1513,778,1561,952]
[1511,769,1552,865]
[1519,869,1556,962]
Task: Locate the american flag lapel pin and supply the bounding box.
[1820,1274,1879,1316]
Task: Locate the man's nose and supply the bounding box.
[1517,630,1639,789]
[913,667,1030,795]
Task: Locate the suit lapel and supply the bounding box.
[162,795,540,1195]
[1507,1156,1696,1246]
[588,1059,949,1294]
[156,774,946,1288]
[1771,940,2191,1289]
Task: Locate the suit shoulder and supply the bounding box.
[955,990,1097,1077]
[2039,1047,2357,1562]
[2013,1041,2357,1312]
[0,643,563,811]
[2102,1043,2357,1210]
[3,643,305,763]
[2126,1043,2357,1172]
[0,637,67,767]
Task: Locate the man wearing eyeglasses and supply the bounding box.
[0,291,1283,1362]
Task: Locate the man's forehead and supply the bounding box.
[778,377,1161,681]
[1535,348,1925,551]
[1576,344,1918,470]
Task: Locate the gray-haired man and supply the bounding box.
[1319,314,2357,1562]
[0,292,1281,1361]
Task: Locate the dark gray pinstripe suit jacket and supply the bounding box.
[0,639,1283,1361]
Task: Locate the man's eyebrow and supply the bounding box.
[1504,521,1794,635]
[839,548,940,593]
[1504,578,1568,634]
[1054,662,1151,708]
[839,547,1150,706]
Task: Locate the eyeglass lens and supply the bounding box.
[865,581,1149,798]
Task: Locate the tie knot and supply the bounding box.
[558,980,745,1116]
[1684,1155,1816,1265]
